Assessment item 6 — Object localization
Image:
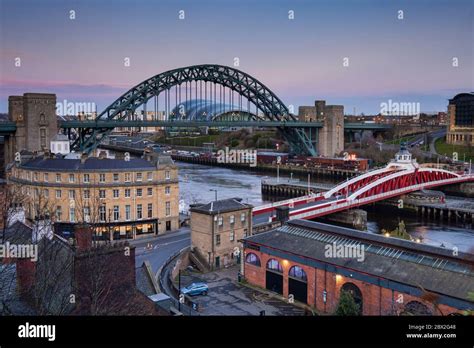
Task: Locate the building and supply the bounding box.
[5,224,168,315]
[50,134,70,155]
[241,219,474,315]
[7,152,179,240]
[190,198,253,269]
[298,100,344,157]
[6,93,58,163]
[447,92,474,145]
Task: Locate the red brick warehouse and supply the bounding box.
[241,220,474,315]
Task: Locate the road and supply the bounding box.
[132,228,191,274]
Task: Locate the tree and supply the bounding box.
[335,290,361,316]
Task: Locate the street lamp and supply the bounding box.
[209,189,218,202]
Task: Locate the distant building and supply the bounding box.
[50,134,70,155]
[190,198,253,270]
[447,92,474,145]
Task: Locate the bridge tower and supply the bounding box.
[5,93,58,163]
[299,100,344,157]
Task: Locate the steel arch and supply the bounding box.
[72,64,316,155]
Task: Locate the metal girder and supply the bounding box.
[71,64,317,155]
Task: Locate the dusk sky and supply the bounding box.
[1,0,472,114]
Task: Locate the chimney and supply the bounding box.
[75,224,92,251]
[80,153,88,164]
[98,151,107,160]
[115,152,124,160]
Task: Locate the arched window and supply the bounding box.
[245,253,261,266]
[289,265,307,281]
[266,259,283,273]
[401,301,432,316]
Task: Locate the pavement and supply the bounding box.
[176,265,307,316]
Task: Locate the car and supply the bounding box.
[180,282,209,296]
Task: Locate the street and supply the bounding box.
[133,228,191,274]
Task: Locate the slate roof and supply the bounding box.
[3,221,32,244]
[244,220,474,302]
[20,157,155,172]
[190,197,253,215]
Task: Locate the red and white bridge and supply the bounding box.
[253,147,474,224]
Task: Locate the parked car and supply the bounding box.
[180,282,209,296]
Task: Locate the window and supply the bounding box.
[34,188,39,198]
[215,234,221,246]
[136,173,142,181]
[230,215,235,225]
[147,203,153,218]
[137,204,143,219]
[83,207,91,222]
[245,253,261,266]
[241,212,246,222]
[165,202,171,217]
[113,173,119,182]
[69,174,75,183]
[34,172,38,181]
[55,206,62,222]
[113,205,119,221]
[99,206,106,222]
[230,230,235,241]
[113,189,119,198]
[56,173,61,182]
[217,216,223,226]
[147,172,153,181]
[147,187,153,196]
[124,189,131,198]
[165,170,170,180]
[136,188,142,197]
[165,186,171,195]
[266,259,283,273]
[83,174,90,183]
[55,190,61,199]
[44,189,49,198]
[83,190,90,199]
[289,266,307,281]
[125,173,131,182]
[69,208,76,223]
[99,190,106,199]
[125,205,131,221]
[69,190,75,199]
[99,174,106,183]
[44,173,49,182]
[40,128,46,148]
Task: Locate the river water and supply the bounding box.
[178,161,474,252]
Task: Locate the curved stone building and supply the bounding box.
[8,154,179,240]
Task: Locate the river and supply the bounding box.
[178,161,474,252]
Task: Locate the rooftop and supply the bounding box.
[190,197,253,214]
[243,219,474,302]
[20,157,155,172]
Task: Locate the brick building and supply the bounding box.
[242,219,474,315]
[190,198,253,269]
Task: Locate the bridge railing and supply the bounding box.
[291,175,474,220]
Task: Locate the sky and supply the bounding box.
[0,0,473,114]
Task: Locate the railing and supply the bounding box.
[291,175,474,220]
